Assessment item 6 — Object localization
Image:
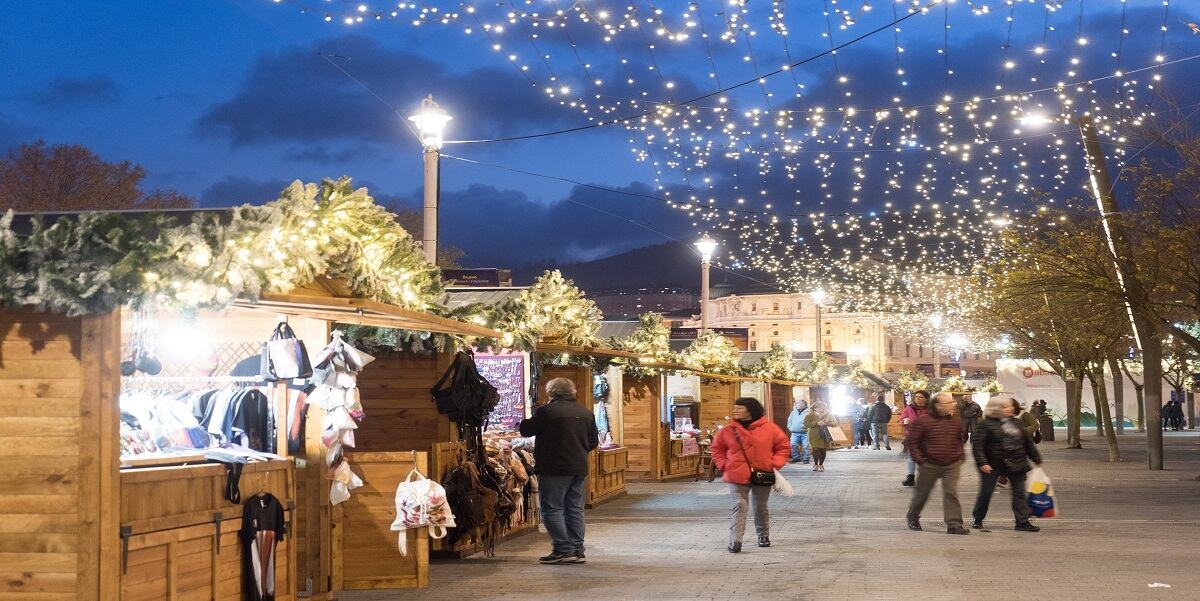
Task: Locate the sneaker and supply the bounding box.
[562,552,586,564]
[971,520,984,530]
[947,525,971,535]
[539,552,574,564]
[757,535,770,548]
[802,459,811,464]
[727,542,742,553]
[874,446,881,450]
[885,445,892,450]
[907,518,922,531]
[818,465,825,472]
[902,474,915,487]
[1015,522,1041,533]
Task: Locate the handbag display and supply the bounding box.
[732,431,776,487]
[391,468,456,555]
[261,322,313,381]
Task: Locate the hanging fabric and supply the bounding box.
[307,331,374,504]
[240,493,287,601]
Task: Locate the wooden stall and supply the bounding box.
[0,276,498,601]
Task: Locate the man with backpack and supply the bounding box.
[519,377,599,565]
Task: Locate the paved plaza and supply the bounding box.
[344,431,1200,601]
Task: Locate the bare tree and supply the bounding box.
[0,141,193,211]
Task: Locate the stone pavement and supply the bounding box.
[341,431,1200,601]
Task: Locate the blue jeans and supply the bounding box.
[853,423,869,446]
[538,474,587,555]
[907,456,916,476]
[872,423,890,449]
[789,431,810,462]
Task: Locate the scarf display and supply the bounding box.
[307,331,375,505]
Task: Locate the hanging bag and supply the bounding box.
[1026,466,1058,518]
[391,468,456,555]
[261,322,313,381]
[430,351,500,427]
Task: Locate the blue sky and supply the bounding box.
[3,1,1197,267]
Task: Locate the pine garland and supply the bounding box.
[753,343,800,381]
[681,331,742,375]
[801,352,836,385]
[613,312,676,376]
[473,270,602,350]
[895,369,930,392]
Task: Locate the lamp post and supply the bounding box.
[695,234,718,332]
[811,288,826,356]
[409,95,452,266]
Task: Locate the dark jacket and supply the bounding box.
[519,395,599,476]
[972,416,1042,474]
[868,401,892,424]
[906,412,965,466]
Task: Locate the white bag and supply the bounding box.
[772,468,795,497]
[390,469,456,555]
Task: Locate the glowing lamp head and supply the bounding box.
[810,288,827,306]
[1018,112,1052,128]
[695,233,718,262]
[409,95,452,149]
[945,333,968,349]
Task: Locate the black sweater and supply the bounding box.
[519,396,599,476]
[972,417,1042,473]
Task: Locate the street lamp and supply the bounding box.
[811,288,827,356]
[695,233,718,332]
[409,95,452,265]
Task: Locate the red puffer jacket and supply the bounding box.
[710,417,790,485]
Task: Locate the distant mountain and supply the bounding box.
[512,241,779,294]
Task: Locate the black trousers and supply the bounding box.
[973,468,1031,525]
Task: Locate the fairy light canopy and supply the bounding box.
[272,0,1199,339]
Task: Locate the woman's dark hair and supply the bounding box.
[913,389,931,403]
[734,397,765,422]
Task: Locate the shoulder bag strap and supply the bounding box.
[731,430,756,471]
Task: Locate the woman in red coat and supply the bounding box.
[709,397,790,553]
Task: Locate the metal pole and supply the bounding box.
[1077,114,1163,469]
[422,147,439,265]
[815,303,822,355]
[700,259,711,332]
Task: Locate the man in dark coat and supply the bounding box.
[905,392,969,534]
[519,377,599,565]
[868,395,892,450]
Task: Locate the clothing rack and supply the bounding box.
[123,375,267,384]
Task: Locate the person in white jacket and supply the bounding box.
[786,399,811,464]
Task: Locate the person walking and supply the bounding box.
[900,390,930,486]
[959,396,983,442]
[971,394,1043,533]
[786,399,811,463]
[1015,399,1040,442]
[709,397,789,553]
[852,398,872,448]
[868,394,892,450]
[905,392,969,535]
[804,400,840,471]
[519,377,600,564]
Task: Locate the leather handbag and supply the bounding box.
[261,322,313,381]
[733,431,775,487]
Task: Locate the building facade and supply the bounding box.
[592,288,699,321]
[684,292,997,378]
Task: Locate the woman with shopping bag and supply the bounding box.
[971,394,1044,532]
[804,400,841,472]
[709,397,790,553]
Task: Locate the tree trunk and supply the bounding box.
[1066,370,1084,449]
[1089,368,1121,462]
[1109,356,1124,434]
[1188,391,1196,430]
[1135,385,1145,432]
[1142,334,1164,470]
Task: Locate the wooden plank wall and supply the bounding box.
[769,384,793,433]
[334,452,428,591]
[119,461,296,601]
[700,380,737,430]
[354,351,454,454]
[620,375,659,480]
[0,309,119,601]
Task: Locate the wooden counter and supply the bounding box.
[587,447,628,508]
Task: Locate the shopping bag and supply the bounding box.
[1026,466,1058,518]
[391,469,457,555]
[262,322,313,381]
[772,469,795,497]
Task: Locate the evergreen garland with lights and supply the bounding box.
[940,375,972,393]
[480,270,602,350]
[800,352,836,385]
[680,331,742,375]
[753,342,800,381]
[613,312,675,376]
[895,370,931,392]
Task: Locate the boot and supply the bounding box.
[757,535,770,548]
[902,474,915,487]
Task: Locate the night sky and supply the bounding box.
[3,1,1198,268]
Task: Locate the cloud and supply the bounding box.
[283,145,381,163]
[198,35,581,146]
[25,75,121,106]
[199,176,293,207]
[0,114,34,151]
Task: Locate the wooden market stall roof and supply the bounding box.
[233,278,502,338]
[532,342,643,359]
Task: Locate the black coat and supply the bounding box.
[867,401,892,424]
[519,396,599,476]
[972,416,1042,474]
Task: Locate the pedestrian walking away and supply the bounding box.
[971,394,1044,533]
[852,398,873,448]
[709,397,789,553]
[905,391,969,535]
[804,399,840,472]
[868,394,892,450]
[959,396,983,442]
[519,377,600,564]
[786,399,811,463]
[900,390,930,486]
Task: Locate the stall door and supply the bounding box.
[770,384,793,433]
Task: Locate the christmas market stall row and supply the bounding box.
[0,179,596,600]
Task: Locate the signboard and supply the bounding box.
[476,354,527,431]
[670,327,748,341]
[940,363,961,378]
[443,268,501,287]
[915,363,935,377]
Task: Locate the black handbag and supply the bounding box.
[733,431,776,487]
[430,351,500,427]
